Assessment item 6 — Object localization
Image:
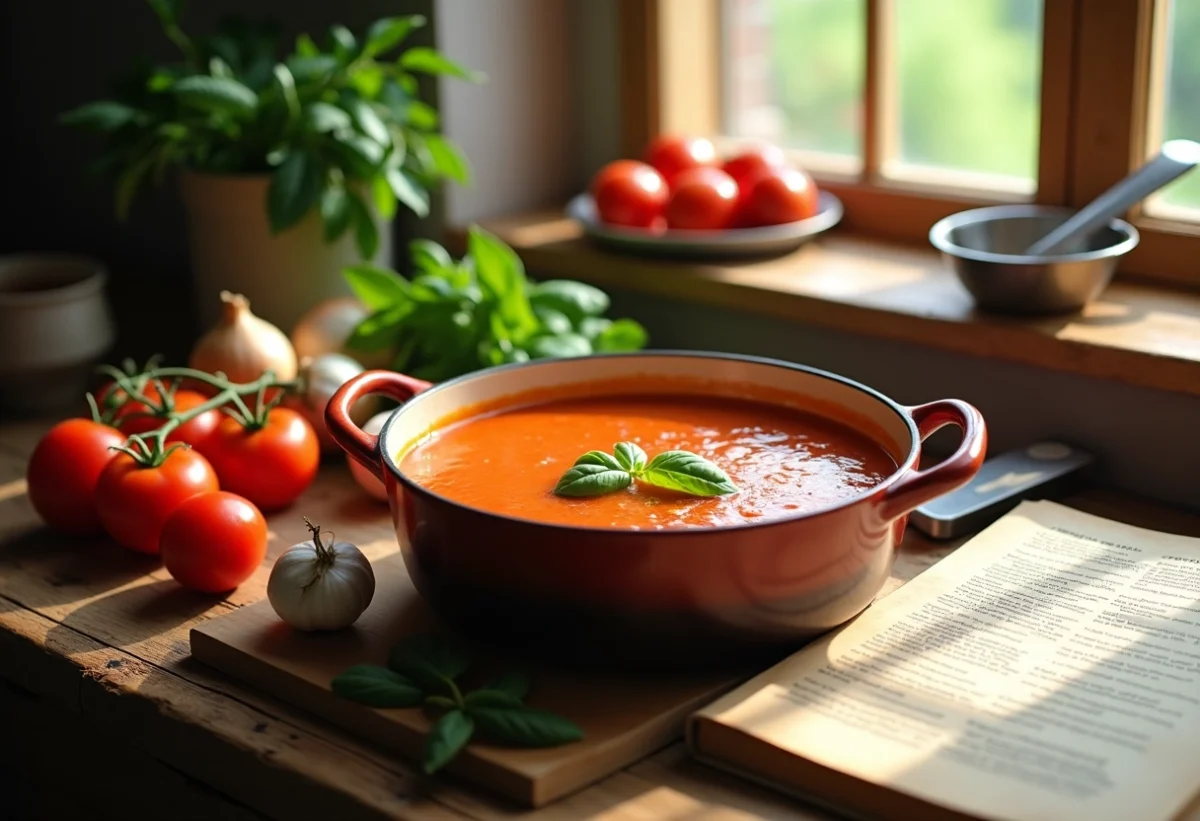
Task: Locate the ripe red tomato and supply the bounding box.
[160,492,268,593]
[740,167,820,226]
[117,389,221,450]
[643,135,717,186]
[95,448,220,553]
[199,408,320,512]
[664,167,740,230]
[721,144,789,193]
[26,419,125,536]
[590,160,669,228]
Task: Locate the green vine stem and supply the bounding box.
[95,364,300,468]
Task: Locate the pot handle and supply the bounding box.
[880,399,987,522]
[326,370,433,481]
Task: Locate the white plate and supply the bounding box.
[566,190,843,258]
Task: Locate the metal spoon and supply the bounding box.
[1024,138,1200,256]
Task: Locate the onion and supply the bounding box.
[291,297,392,369]
[189,291,297,383]
[290,353,379,454]
[348,410,390,502]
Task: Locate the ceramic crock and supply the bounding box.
[0,254,115,416]
[327,352,986,669]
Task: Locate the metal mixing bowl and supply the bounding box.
[929,204,1139,314]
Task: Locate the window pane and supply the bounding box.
[892,0,1042,189]
[721,0,864,159]
[1149,0,1200,214]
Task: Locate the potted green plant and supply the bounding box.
[61,0,482,332]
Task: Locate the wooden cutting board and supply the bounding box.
[190,552,747,808]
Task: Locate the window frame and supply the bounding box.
[617,0,1199,287]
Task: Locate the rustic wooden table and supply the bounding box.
[4,417,1199,821]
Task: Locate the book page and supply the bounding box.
[690,501,1200,821]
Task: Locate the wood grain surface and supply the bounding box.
[2,417,1195,819]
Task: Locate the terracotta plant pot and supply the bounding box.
[326,352,987,669]
[178,170,393,334]
[0,254,115,416]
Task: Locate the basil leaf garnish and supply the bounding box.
[423,709,475,773]
[613,441,648,473]
[553,463,632,497]
[331,665,425,708]
[469,707,584,747]
[573,450,623,470]
[639,450,738,496]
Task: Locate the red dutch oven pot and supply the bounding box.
[327,352,986,669]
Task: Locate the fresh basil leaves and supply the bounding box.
[553,442,737,498]
[640,450,739,496]
[553,463,633,497]
[331,633,583,774]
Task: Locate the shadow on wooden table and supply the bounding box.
[0,523,162,610]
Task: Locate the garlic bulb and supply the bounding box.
[348,410,391,502]
[290,353,378,453]
[190,291,298,383]
[291,296,392,369]
[267,519,375,631]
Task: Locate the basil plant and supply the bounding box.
[60,0,482,259]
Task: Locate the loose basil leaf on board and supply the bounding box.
[613,442,648,474]
[423,709,475,774]
[464,688,524,710]
[487,669,532,702]
[574,450,624,471]
[331,665,425,708]
[640,451,738,496]
[387,633,473,691]
[469,708,584,747]
[553,463,632,497]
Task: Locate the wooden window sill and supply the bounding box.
[465,209,1200,398]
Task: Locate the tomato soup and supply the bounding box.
[398,392,897,530]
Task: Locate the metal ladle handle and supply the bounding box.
[1024,139,1200,257]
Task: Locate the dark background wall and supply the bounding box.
[0,0,434,363]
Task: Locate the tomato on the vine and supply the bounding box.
[160,491,268,593]
[664,167,739,230]
[643,135,717,187]
[94,447,219,554]
[739,167,819,226]
[590,160,669,228]
[199,407,320,512]
[117,389,221,450]
[26,419,125,536]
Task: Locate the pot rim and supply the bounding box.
[375,350,925,536]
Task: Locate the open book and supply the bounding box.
[687,501,1200,821]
